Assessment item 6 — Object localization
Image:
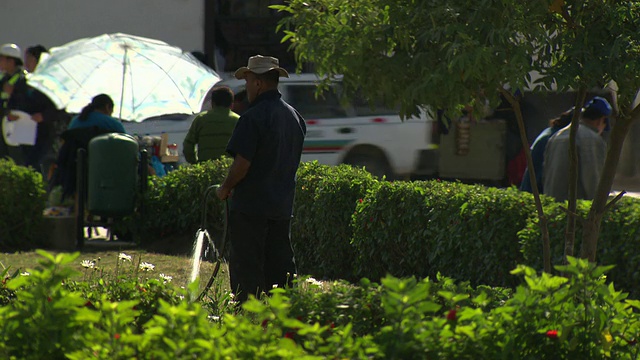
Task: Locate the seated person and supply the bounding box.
[51,94,126,200]
[68,94,126,133]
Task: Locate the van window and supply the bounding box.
[286,85,348,119]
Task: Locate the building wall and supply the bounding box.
[0,0,204,54]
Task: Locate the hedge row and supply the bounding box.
[0,159,47,251]
[111,159,640,296]
[5,159,640,295]
[351,181,538,288]
[131,158,232,250]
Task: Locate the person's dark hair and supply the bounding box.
[210,86,234,108]
[190,51,207,65]
[582,106,606,121]
[255,69,280,85]
[26,45,48,62]
[79,94,114,121]
[549,108,574,128]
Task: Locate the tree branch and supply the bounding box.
[559,205,587,227]
[604,191,626,213]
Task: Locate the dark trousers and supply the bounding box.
[228,210,296,303]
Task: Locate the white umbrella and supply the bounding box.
[27,33,221,122]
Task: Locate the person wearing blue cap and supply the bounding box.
[542,96,612,202]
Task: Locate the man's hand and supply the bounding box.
[216,185,232,200]
[2,83,13,96]
[31,113,43,123]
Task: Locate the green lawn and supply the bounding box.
[0,245,229,291]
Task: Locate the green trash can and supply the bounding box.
[87,133,139,217]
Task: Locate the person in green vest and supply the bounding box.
[183,86,239,164]
[0,43,29,163]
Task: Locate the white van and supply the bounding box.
[219,74,438,178]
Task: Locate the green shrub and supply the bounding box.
[133,158,232,249]
[0,159,47,251]
[519,199,590,271]
[292,161,379,280]
[519,196,640,297]
[3,251,640,359]
[352,180,537,288]
[600,197,640,297]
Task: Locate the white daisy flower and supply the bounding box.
[159,273,172,283]
[305,277,323,287]
[119,253,132,262]
[81,260,95,269]
[139,262,155,271]
[20,272,30,276]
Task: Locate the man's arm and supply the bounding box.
[182,117,199,164]
[216,154,251,200]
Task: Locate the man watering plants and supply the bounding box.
[216,55,306,303]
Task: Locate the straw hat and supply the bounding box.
[234,55,289,80]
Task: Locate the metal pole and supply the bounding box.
[119,44,128,120]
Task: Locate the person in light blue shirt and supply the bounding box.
[68,94,126,133]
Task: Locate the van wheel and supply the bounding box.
[344,151,393,180]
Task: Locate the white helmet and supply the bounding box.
[0,44,21,60]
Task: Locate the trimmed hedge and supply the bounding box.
[8,156,640,296]
[292,162,378,280]
[352,181,538,288]
[0,159,47,251]
[133,158,232,248]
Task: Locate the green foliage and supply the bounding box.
[541,1,640,110]
[520,196,640,297]
[4,251,640,359]
[275,0,552,118]
[277,1,640,120]
[292,161,379,280]
[0,159,47,251]
[65,254,186,333]
[0,251,99,358]
[133,158,232,245]
[352,180,536,288]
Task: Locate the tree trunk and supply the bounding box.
[563,88,587,263]
[499,88,551,273]
[580,113,637,261]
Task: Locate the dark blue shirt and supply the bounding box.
[520,126,561,193]
[226,89,306,219]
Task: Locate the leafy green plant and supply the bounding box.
[3,251,640,359]
[64,252,186,332]
[0,251,99,358]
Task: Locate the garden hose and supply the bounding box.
[197,184,229,301]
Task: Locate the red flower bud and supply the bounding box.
[284,332,295,339]
[447,309,457,321]
[358,198,363,203]
[114,333,121,340]
[47,297,52,302]
[546,330,558,339]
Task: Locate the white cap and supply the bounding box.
[0,44,21,60]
